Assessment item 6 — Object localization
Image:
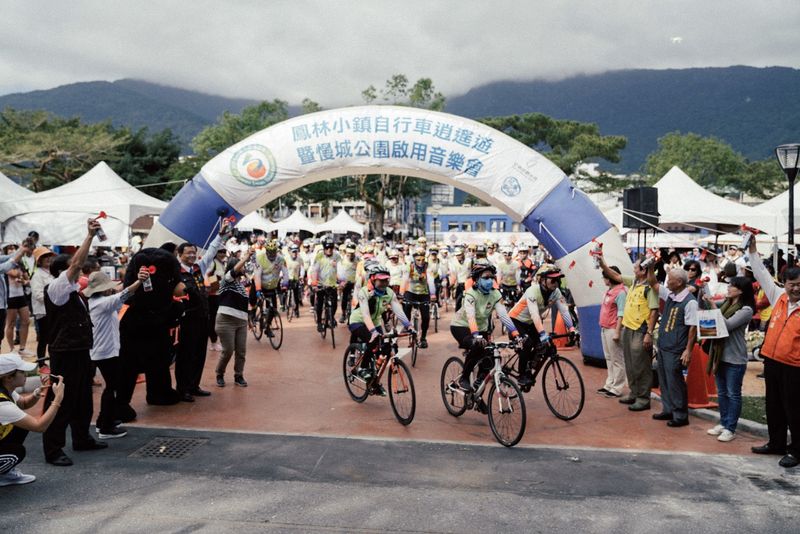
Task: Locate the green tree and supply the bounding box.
[115,127,183,200]
[0,108,128,191]
[479,113,628,193]
[191,99,289,159]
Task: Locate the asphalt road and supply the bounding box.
[2,426,797,533]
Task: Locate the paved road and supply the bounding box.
[2,427,797,532]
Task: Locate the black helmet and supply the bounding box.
[470,261,496,280]
[322,237,334,248]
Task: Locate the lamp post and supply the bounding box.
[776,144,800,265]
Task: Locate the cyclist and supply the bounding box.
[402,248,437,349]
[339,246,357,322]
[449,246,471,311]
[310,237,341,332]
[252,241,289,337]
[387,249,406,296]
[348,264,412,396]
[284,244,304,317]
[497,246,521,305]
[427,245,445,302]
[508,263,576,387]
[518,246,536,291]
[373,237,388,265]
[450,263,519,391]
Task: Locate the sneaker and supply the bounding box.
[618,395,636,405]
[234,376,248,387]
[266,329,275,338]
[370,384,387,397]
[0,468,36,486]
[317,323,324,333]
[357,367,374,381]
[419,339,428,349]
[18,349,36,362]
[97,427,128,439]
[717,429,736,442]
[458,376,472,392]
[216,376,225,388]
[707,424,724,436]
[339,314,347,323]
[517,373,533,388]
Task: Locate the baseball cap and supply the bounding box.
[0,353,36,375]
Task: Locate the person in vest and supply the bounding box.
[348,264,411,396]
[508,264,574,388]
[386,250,406,296]
[497,246,521,304]
[450,263,519,392]
[205,248,227,352]
[599,255,659,412]
[339,246,358,323]
[747,240,800,468]
[42,219,107,466]
[252,240,289,336]
[402,248,437,349]
[310,237,341,332]
[597,266,628,398]
[284,244,304,318]
[449,247,471,311]
[0,353,65,485]
[174,219,228,403]
[517,247,536,291]
[649,267,698,427]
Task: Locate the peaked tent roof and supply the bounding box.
[271,210,319,236]
[315,210,365,235]
[0,170,36,221]
[235,212,275,233]
[757,184,800,232]
[642,166,775,232]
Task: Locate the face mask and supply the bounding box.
[373,287,386,296]
[477,278,493,293]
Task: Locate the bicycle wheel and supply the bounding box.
[285,290,295,323]
[487,376,526,447]
[343,344,369,402]
[439,356,467,417]
[410,334,418,367]
[252,306,264,341]
[541,355,585,421]
[327,302,336,349]
[432,303,439,333]
[388,358,416,425]
[268,311,283,350]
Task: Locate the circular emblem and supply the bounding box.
[230,144,277,187]
[501,176,521,197]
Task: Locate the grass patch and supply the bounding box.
[710,396,766,425]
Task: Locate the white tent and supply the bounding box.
[2,162,167,246]
[315,210,365,235]
[757,184,799,234]
[271,209,319,238]
[0,170,36,220]
[235,212,275,233]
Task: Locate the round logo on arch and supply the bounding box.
[230,144,277,187]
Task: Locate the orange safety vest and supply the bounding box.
[760,293,800,367]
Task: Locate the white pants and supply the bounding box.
[601,326,627,395]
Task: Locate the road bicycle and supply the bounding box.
[249,292,283,350]
[316,286,337,349]
[440,336,526,447]
[403,299,432,367]
[502,332,585,421]
[283,280,301,323]
[342,330,417,425]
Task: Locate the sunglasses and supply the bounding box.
[687,267,699,271]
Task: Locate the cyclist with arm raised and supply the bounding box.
[450,262,519,392]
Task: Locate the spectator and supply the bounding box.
[215,249,253,387]
[86,268,148,439]
[42,219,108,467]
[0,243,33,354]
[598,266,627,398]
[0,353,65,486]
[205,249,227,352]
[703,277,755,442]
[747,239,800,468]
[4,243,32,357]
[30,247,55,368]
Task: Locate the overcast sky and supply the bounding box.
[2,1,798,106]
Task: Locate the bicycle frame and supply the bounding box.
[351,331,416,389]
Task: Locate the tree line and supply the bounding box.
[0,74,788,235]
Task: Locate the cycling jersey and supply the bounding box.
[339,257,357,284]
[310,251,342,287]
[451,287,516,334]
[349,286,409,329]
[496,259,520,287]
[285,254,304,281]
[254,251,288,290]
[449,257,472,284]
[405,262,436,295]
[508,284,573,330]
[387,261,407,287]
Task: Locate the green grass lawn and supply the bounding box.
[710,396,767,425]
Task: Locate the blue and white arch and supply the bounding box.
[147,106,633,360]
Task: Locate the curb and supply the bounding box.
[650,391,769,438]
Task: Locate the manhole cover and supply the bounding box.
[130,437,208,459]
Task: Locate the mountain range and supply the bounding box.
[1,66,798,173]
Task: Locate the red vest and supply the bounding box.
[599,284,626,329]
[761,293,800,367]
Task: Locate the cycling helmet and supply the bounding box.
[501,246,513,255]
[375,237,384,244]
[470,261,497,280]
[428,245,439,254]
[322,237,334,248]
[367,263,391,280]
[345,246,356,254]
[388,250,399,259]
[454,246,464,256]
[475,244,487,257]
[417,236,427,244]
[363,244,375,254]
[264,241,278,253]
[412,247,426,258]
[289,244,299,252]
[537,263,564,279]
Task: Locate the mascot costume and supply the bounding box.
[117,247,184,419]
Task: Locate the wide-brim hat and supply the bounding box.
[83,271,119,297]
[0,352,36,375]
[33,246,55,265]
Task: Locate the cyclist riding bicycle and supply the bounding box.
[449,246,471,311]
[348,264,412,396]
[518,247,537,290]
[402,248,437,349]
[284,244,304,316]
[310,237,342,332]
[496,246,521,303]
[427,245,445,302]
[387,249,406,296]
[338,246,358,322]
[450,263,519,392]
[252,241,289,337]
[508,263,576,387]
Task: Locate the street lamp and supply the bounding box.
[775,143,800,264]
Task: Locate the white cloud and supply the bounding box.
[0,0,798,105]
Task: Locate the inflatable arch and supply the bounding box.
[148,106,633,360]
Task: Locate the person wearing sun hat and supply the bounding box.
[30,246,56,368]
[0,352,65,486]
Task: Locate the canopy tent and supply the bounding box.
[314,210,365,235]
[757,184,799,234]
[270,209,319,238]
[2,162,167,246]
[624,231,698,249]
[235,212,275,233]
[0,170,36,218]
